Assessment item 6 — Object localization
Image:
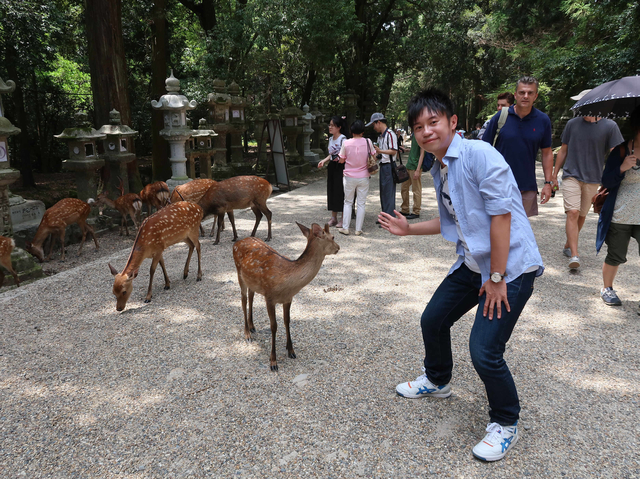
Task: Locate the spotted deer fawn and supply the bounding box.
[199,175,273,245]
[0,236,20,287]
[232,222,340,371]
[25,198,99,262]
[139,181,170,215]
[108,201,204,311]
[96,178,142,236]
[171,179,220,236]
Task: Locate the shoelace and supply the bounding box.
[603,288,617,299]
[483,423,505,444]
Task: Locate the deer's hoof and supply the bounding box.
[164,285,170,290]
[288,352,297,359]
[270,364,279,372]
[183,273,188,280]
[265,237,271,242]
[245,336,253,343]
[196,276,202,282]
[144,299,151,303]
[250,327,256,333]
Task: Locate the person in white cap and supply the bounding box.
[552,89,623,271]
[366,112,398,222]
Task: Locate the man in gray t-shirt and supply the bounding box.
[552,116,624,270]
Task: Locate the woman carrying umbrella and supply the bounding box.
[596,106,640,310]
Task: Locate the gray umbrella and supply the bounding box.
[570,75,640,118]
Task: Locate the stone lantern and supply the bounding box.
[279,106,305,166]
[0,78,21,237]
[188,118,217,179]
[301,105,319,166]
[310,106,326,157]
[343,91,359,128]
[227,81,247,164]
[97,109,138,194]
[150,71,197,189]
[55,111,106,202]
[252,103,269,164]
[207,79,232,175]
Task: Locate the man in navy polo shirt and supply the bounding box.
[483,76,554,217]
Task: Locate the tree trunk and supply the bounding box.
[300,68,317,108]
[85,0,142,192]
[150,0,171,181]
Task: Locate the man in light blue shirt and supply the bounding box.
[379,88,543,462]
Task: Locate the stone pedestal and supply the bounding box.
[310,107,326,157]
[280,106,305,166]
[0,247,44,288]
[97,109,138,195]
[62,158,105,201]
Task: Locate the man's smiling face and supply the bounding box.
[412,108,458,160]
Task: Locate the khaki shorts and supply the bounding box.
[521,190,538,217]
[561,176,600,216]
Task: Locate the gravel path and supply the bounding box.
[1,166,639,478]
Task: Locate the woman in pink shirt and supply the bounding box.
[337,120,374,235]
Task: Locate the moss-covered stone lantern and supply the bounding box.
[279,106,305,165]
[54,111,106,202]
[97,109,138,194]
[187,118,217,179]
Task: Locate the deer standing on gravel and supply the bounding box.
[0,236,20,287]
[139,181,170,216]
[199,175,273,245]
[25,198,99,262]
[96,178,142,236]
[108,201,204,311]
[232,222,340,371]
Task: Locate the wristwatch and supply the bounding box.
[490,272,506,283]
[544,181,553,185]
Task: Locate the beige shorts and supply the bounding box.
[520,190,538,217]
[561,177,600,216]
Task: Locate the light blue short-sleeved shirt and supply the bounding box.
[431,134,544,284]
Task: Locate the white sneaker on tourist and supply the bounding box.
[472,422,519,462]
[395,369,451,398]
[568,256,580,269]
[338,228,349,235]
[354,230,363,236]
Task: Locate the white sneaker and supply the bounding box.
[338,228,349,235]
[568,256,580,269]
[563,247,572,258]
[472,422,519,462]
[395,369,451,398]
[354,230,363,236]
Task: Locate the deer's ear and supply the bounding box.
[296,222,311,238]
[312,223,324,237]
[324,223,330,234]
[108,263,119,276]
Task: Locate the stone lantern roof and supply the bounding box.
[228,81,240,96]
[280,106,305,117]
[192,118,217,138]
[54,111,106,141]
[151,71,197,111]
[0,116,21,137]
[97,110,138,137]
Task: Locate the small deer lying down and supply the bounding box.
[109,201,204,311]
[25,198,99,262]
[198,175,273,245]
[0,236,20,287]
[232,222,340,371]
[139,181,170,215]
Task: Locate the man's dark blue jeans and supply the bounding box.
[421,263,536,425]
[379,162,396,215]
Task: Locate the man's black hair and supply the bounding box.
[350,119,365,135]
[407,88,455,128]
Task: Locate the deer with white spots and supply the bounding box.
[232,222,340,371]
[139,181,170,215]
[25,198,99,262]
[198,175,273,245]
[170,178,220,236]
[0,236,20,287]
[108,201,204,311]
[95,178,142,236]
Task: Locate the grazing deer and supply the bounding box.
[25,198,99,262]
[199,175,273,245]
[0,236,20,287]
[108,201,204,311]
[96,178,142,236]
[139,181,170,215]
[232,222,340,371]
